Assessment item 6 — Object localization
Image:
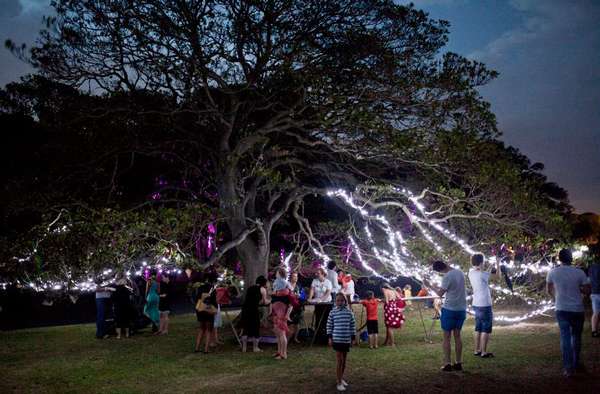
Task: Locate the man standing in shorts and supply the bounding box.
[432,260,467,372]
[468,254,498,358]
[547,248,591,377]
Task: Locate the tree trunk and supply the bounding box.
[236,237,269,289]
[218,153,270,289]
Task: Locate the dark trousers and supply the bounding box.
[556,310,584,372]
[314,303,332,343]
[96,298,107,338]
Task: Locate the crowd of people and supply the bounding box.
[93,247,600,391]
[94,273,171,339]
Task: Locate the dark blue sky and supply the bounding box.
[1,0,599,213]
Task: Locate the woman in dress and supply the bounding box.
[381,283,406,346]
[114,277,133,339]
[288,271,304,343]
[240,275,268,353]
[271,268,295,360]
[195,281,217,353]
[144,273,160,332]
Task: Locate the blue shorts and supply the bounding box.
[591,294,600,314]
[440,308,466,332]
[473,306,493,333]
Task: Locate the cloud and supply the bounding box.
[0,0,53,86]
[470,0,600,213]
[0,0,23,18]
[471,1,600,61]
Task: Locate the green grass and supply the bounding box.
[1,307,599,393]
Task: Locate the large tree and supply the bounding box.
[11,0,552,285]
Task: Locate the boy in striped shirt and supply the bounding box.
[327,293,356,392]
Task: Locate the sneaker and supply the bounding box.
[337,383,347,392]
[341,380,349,387]
[481,353,494,358]
[452,363,463,371]
[473,352,482,357]
[563,369,575,378]
[441,364,453,372]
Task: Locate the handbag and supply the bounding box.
[195,292,217,315]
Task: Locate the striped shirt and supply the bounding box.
[326,306,356,344]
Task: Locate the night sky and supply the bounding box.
[1,0,599,213]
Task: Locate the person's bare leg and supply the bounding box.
[474,331,481,353]
[480,332,490,354]
[281,332,288,358]
[389,328,395,346]
[341,351,348,380]
[336,352,343,384]
[274,328,281,356]
[442,330,452,365]
[162,314,169,334]
[124,327,129,338]
[253,337,261,352]
[374,333,379,348]
[204,328,211,352]
[159,315,165,334]
[195,328,203,351]
[117,328,122,339]
[592,312,599,333]
[384,327,391,345]
[242,335,248,352]
[453,329,463,364]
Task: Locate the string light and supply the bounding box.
[324,187,569,324]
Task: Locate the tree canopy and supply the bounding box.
[2,0,574,289]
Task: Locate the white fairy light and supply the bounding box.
[327,186,559,325]
[283,252,293,273]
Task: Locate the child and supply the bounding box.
[360,291,380,349]
[340,272,355,305]
[327,293,356,392]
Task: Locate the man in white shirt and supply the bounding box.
[431,260,467,372]
[326,261,341,299]
[468,254,498,358]
[547,249,591,377]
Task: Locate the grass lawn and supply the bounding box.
[1,306,599,393]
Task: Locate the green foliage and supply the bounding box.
[1,204,213,288]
